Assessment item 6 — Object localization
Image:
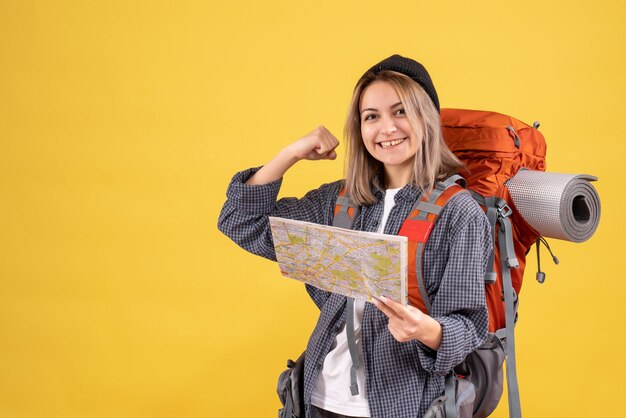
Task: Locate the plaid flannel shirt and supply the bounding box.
[218,167,491,418]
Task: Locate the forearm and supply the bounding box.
[245,125,339,185]
[245,147,299,185]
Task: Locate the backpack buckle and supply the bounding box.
[496,203,513,219]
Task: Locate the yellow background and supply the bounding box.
[1,1,623,417]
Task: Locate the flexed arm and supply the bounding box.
[218,127,343,308]
[218,126,342,261]
[245,126,339,185]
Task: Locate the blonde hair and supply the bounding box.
[344,70,463,206]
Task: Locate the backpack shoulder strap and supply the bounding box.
[332,187,362,395]
[399,175,468,314]
[333,187,360,229]
[495,200,522,418]
[471,191,523,418]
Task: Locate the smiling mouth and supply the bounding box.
[378,137,407,148]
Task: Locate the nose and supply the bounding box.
[380,116,397,135]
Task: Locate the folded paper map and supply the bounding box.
[269,216,408,304]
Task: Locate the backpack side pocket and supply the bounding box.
[456,333,505,418]
[277,352,305,418]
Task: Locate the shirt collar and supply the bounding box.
[394,183,421,203]
[370,175,422,204]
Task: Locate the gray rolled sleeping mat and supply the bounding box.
[506,170,601,242]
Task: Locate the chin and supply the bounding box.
[381,157,413,166]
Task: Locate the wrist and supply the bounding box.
[278,144,302,165]
[245,148,299,186]
[418,316,442,351]
[278,145,301,166]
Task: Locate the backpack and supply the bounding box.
[440,108,549,417]
[333,108,547,418]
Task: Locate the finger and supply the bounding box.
[391,315,419,337]
[379,296,408,318]
[326,134,340,150]
[316,136,339,156]
[318,126,339,148]
[314,144,329,156]
[319,150,337,160]
[373,297,403,320]
[316,149,337,161]
[318,125,331,136]
[387,322,411,343]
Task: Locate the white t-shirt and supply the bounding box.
[310,188,400,416]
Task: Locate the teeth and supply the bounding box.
[380,138,406,148]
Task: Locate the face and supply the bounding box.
[359,80,421,183]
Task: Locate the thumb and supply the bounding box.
[314,146,337,160]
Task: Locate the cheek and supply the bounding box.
[361,124,376,142]
[360,130,376,154]
[400,119,417,137]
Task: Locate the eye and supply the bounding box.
[394,108,406,116]
[363,113,378,121]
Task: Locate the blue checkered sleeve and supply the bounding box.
[217,167,343,309]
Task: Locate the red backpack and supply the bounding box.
[442,108,547,333]
[441,108,548,418]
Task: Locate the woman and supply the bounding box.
[218,55,491,418]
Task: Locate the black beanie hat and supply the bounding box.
[364,54,440,112]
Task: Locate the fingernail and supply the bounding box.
[380,296,388,302]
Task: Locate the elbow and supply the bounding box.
[216,210,228,236]
[217,203,236,238]
[216,208,277,262]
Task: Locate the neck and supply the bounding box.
[383,165,412,189]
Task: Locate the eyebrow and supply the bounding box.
[360,101,403,114]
